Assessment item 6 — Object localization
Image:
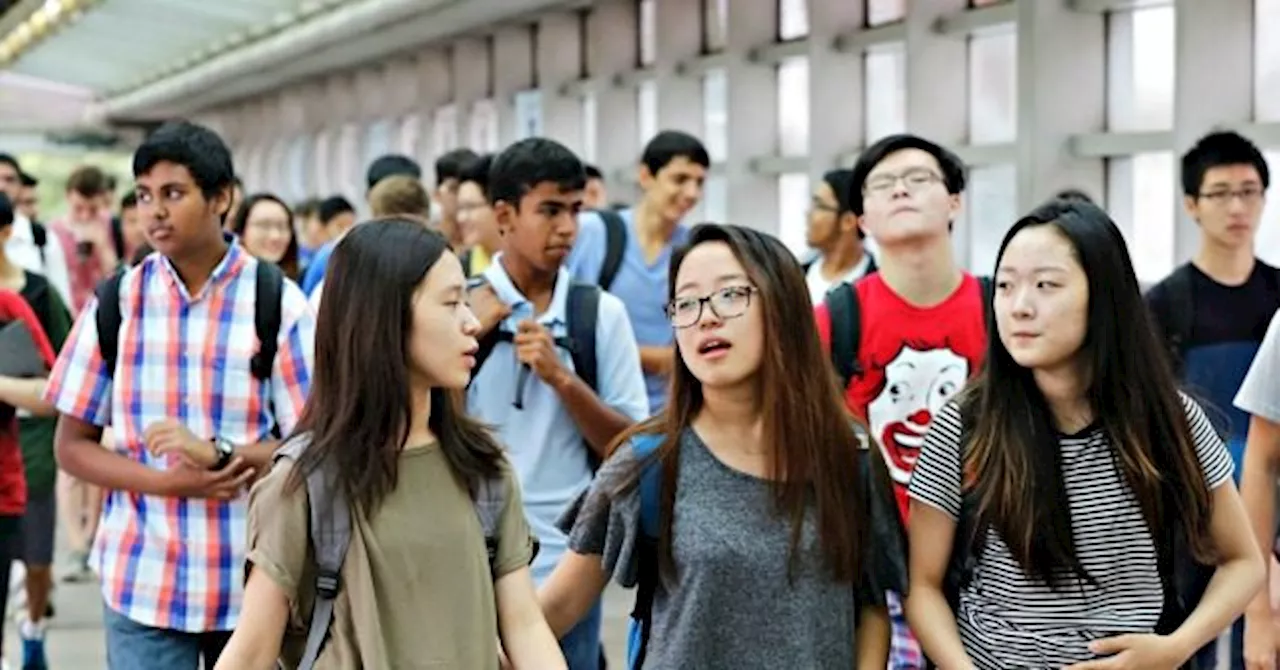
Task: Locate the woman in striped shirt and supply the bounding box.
[905,199,1264,669]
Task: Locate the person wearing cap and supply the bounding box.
[299,154,422,297]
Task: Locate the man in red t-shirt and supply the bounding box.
[814,134,989,669]
[0,287,56,660]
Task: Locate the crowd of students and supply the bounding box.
[0,115,1278,670]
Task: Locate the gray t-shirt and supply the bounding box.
[560,427,905,670]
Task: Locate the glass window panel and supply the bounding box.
[638,80,658,148]
[1257,152,1280,266]
[514,90,543,140]
[337,123,361,200]
[313,129,332,195]
[962,163,1018,274]
[967,29,1017,145]
[581,92,598,163]
[867,0,906,26]
[397,114,421,160]
[704,173,728,224]
[702,68,728,163]
[469,100,500,153]
[1106,7,1174,131]
[777,56,810,157]
[778,172,811,256]
[703,0,728,53]
[363,119,393,171]
[639,0,657,66]
[1257,0,1280,120]
[287,136,308,202]
[779,0,809,41]
[1106,152,1175,284]
[864,43,907,143]
[433,105,459,158]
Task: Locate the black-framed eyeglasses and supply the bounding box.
[863,168,942,196]
[666,285,756,329]
[1198,188,1264,206]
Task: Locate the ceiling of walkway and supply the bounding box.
[0,0,589,128]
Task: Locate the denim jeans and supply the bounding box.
[560,598,603,670]
[102,604,231,670]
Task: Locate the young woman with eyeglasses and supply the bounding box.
[537,223,906,668]
[905,199,1264,669]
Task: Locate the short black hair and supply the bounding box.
[435,148,480,187]
[641,130,710,176]
[0,192,11,228]
[121,191,137,210]
[366,154,422,191]
[1053,188,1096,205]
[1180,130,1269,197]
[0,154,20,175]
[821,168,863,239]
[849,133,967,216]
[133,121,236,199]
[584,164,604,180]
[294,197,322,218]
[19,172,37,188]
[489,138,585,208]
[318,195,355,224]
[459,154,495,198]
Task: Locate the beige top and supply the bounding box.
[246,444,535,670]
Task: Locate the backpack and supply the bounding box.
[625,432,898,669]
[272,437,510,670]
[596,209,628,291]
[471,280,606,469]
[1154,263,1280,377]
[30,221,46,266]
[933,412,1210,670]
[824,276,995,391]
[94,260,285,383]
[800,253,878,278]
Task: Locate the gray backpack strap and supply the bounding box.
[275,438,350,670]
[472,475,505,574]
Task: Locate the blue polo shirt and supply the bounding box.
[465,256,649,584]
[568,208,688,413]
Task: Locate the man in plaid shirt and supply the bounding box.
[44,121,314,669]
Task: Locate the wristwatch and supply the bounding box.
[210,436,236,471]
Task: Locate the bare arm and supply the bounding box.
[855,604,890,669]
[538,550,611,638]
[638,345,674,377]
[0,375,53,416]
[1165,480,1267,662]
[213,567,290,670]
[550,372,636,458]
[904,501,975,670]
[494,566,567,669]
[1240,416,1280,622]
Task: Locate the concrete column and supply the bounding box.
[724,0,778,234]
[538,11,586,156]
[654,0,701,137]
[1014,1,1106,211]
[384,56,422,119]
[494,24,536,146]
[904,0,967,143]
[808,0,867,177]
[588,0,640,201]
[1172,0,1253,263]
[415,48,452,181]
[452,37,491,152]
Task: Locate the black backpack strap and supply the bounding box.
[596,209,627,291]
[472,475,506,575]
[31,221,47,266]
[566,282,600,394]
[825,282,862,391]
[251,261,284,382]
[977,275,996,335]
[93,269,126,379]
[1158,265,1196,377]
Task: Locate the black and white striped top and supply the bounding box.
[907,394,1233,668]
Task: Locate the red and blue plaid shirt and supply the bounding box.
[44,241,314,632]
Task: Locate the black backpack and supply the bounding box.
[1153,262,1280,377]
[30,221,46,266]
[824,276,995,391]
[470,280,606,469]
[93,261,285,383]
[596,209,628,291]
[800,252,878,278]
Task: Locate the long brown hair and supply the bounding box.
[965,200,1215,588]
[613,223,874,583]
[285,219,505,514]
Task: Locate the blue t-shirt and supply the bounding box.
[568,209,688,413]
[300,239,337,296]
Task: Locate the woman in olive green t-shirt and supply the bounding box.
[216,220,565,670]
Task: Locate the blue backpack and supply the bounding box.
[626,433,665,670]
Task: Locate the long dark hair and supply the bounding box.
[286,218,505,514]
[231,192,300,279]
[613,223,874,583]
[963,199,1215,588]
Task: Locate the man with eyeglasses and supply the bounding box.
[813,134,988,670]
[1145,130,1280,669]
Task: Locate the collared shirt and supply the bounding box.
[568,208,687,413]
[44,238,315,632]
[4,214,73,310]
[466,255,648,583]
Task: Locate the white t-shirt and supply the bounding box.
[805,254,872,304]
[1236,308,1280,423]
